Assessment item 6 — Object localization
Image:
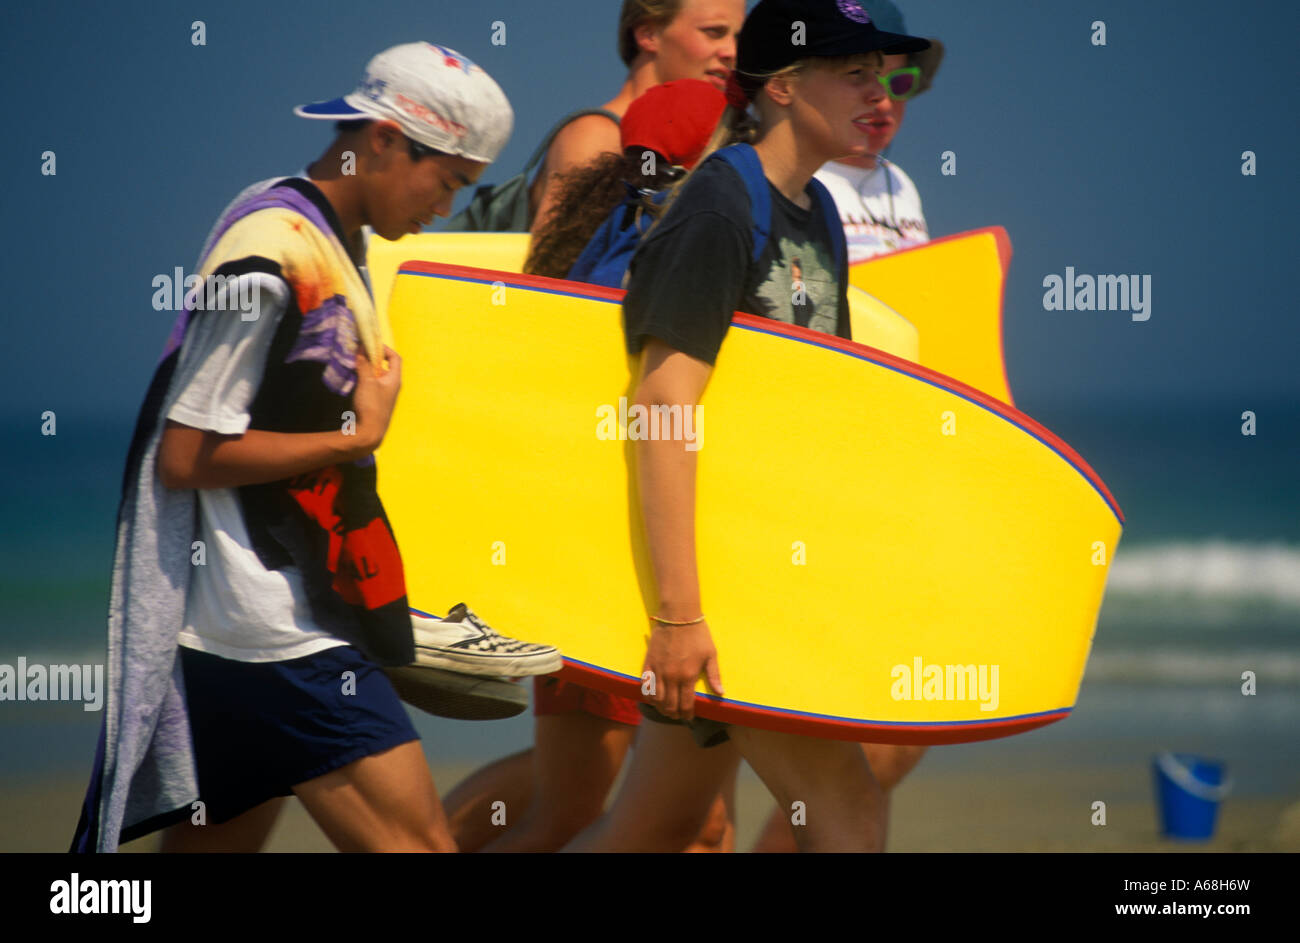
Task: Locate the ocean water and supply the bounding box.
[1,400,1297,790]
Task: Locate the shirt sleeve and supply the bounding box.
[166,273,291,435]
[621,163,753,366]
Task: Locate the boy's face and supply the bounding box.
[361,122,485,240]
[862,53,910,154]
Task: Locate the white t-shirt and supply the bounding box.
[169,272,350,663]
[814,159,929,264]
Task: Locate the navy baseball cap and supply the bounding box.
[736,0,931,99]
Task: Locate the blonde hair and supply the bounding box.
[639,104,756,226]
[618,0,684,66]
[646,51,884,222]
[740,50,885,103]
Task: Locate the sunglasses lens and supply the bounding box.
[888,72,916,99]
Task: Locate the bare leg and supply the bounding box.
[682,764,737,853]
[160,797,286,853]
[481,713,636,852]
[751,798,798,854]
[731,726,884,853]
[292,740,455,852]
[565,720,740,853]
[441,749,535,852]
[863,743,927,850]
[751,743,927,853]
[865,744,929,792]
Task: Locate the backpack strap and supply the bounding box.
[523,108,621,175]
[711,143,771,263]
[807,176,847,274]
[567,186,664,288]
[712,144,847,276]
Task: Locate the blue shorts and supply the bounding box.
[178,644,419,824]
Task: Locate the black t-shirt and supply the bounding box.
[622,157,851,365]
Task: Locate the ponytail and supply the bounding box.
[638,103,758,232]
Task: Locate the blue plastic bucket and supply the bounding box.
[1153,752,1231,840]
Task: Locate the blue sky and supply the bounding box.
[3,0,1297,422]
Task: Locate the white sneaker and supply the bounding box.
[410,603,562,677]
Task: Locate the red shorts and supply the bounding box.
[533,676,642,726]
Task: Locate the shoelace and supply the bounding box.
[457,610,554,653]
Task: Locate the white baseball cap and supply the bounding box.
[294,42,513,164]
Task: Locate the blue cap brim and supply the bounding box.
[293,97,365,119]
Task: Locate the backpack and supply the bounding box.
[567,143,847,289]
[566,183,664,287]
[445,108,620,232]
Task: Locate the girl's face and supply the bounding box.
[643,0,744,91]
[784,55,891,163]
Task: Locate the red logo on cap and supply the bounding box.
[395,93,467,137]
[428,43,475,74]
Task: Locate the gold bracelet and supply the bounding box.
[650,614,706,626]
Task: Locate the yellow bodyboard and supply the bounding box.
[368,232,530,330]
[376,262,1123,743]
[368,231,923,363]
[851,227,1014,404]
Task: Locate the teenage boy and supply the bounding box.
[813,0,943,260]
[72,42,556,854]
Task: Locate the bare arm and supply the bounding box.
[529,115,622,238]
[158,349,401,490]
[634,338,723,719]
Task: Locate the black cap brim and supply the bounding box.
[819,28,931,57]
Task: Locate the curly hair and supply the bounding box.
[527,103,759,280]
[525,150,677,279]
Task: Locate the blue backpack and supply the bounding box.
[567,143,847,290]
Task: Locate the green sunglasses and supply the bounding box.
[877,66,922,101]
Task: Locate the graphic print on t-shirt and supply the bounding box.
[620,157,851,367]
[814,160,929,264]
[752,235,839,334]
